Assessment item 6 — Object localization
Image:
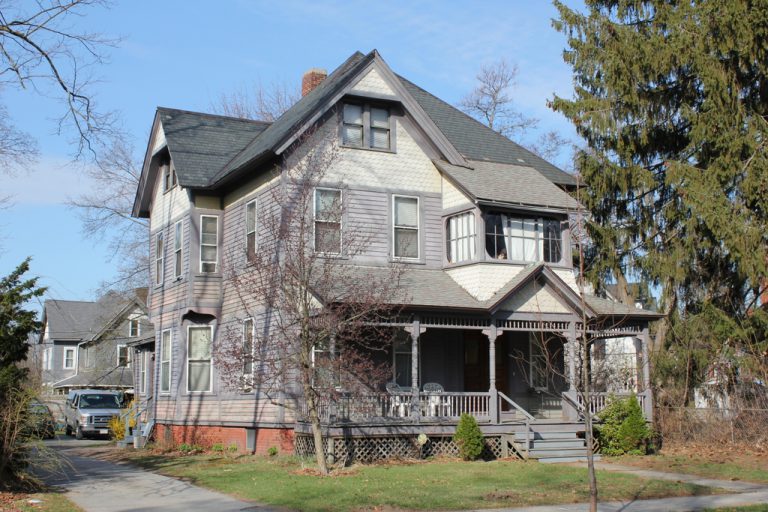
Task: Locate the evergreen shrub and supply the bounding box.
[596,395,651,456]
[453,413,484,460]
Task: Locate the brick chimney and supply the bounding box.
[302,68,327,97]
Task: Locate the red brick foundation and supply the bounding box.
[155,424,294,454]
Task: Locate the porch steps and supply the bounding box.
[505,427,600,464]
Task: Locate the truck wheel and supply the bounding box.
[75,426,83,440]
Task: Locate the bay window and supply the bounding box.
[160,329,171,393]
[485,213,563,263]
[200,215,218,273]
[393,195,419,259]
[446,212,476,263]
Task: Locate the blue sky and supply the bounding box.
[0,0,582,309]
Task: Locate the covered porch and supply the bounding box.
[300,313,654,427]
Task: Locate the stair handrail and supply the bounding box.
[497,391,534,421]
[561,391,585,421]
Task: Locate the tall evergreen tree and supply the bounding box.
[550,1,768,363]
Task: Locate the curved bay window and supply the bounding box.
[446,211,476,263]
[485,213,562,263]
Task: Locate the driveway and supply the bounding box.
[36,436,275,512]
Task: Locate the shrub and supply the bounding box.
[228,443,239,453]
[211,443,225,452]
[178,443,202,454]
[267,446,278,457]
[453,413,484,460]
[596,395,651,456]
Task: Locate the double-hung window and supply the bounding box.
[117,345,130,367]
[342,103,391,150]
[314,188,342,254]
[446,212,476,263]
[200,215,218,273]
[174,221,183,279]
[129,318,140,338]
[245,199,257,261]
[484,213,562,263]
[63,348,75,370]
[162,165,177,192]
[155,233,164,285]
[187,326,212,392]
[393,195,419,259]
[160,329,172,393]
[138,351,147,395]
[242,319,254,378]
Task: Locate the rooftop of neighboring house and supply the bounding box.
[41,289,150,344]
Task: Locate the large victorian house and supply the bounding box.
[132,50,660,462]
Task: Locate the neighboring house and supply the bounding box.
[38,291,153,395]
[132,50,661,461]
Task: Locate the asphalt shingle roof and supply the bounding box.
[398,76,577,187]
[44,300,107,340]
[53,369,134,389]
[158,108,270,188]
[436,160,580,210]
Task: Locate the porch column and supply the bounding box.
[566,324,577,391]
[404,318,425,420]
[640,326,653,422]
[482,324,499,423]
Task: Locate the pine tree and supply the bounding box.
[550,1,768,363]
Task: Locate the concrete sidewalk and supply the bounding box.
[37,438,276,512]
[470,461,768,512]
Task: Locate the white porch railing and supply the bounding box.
[297,391,492,423]
[573,391,648,418]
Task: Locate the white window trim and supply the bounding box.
[392,194,420,260]
[138,351,147,395]
[160,329,172,394]
[116,344,131,368]
[245,199,257,260]
[155,232,164,285]
[186,325,213,393]
[200,215,219,273]
[128,318,141,338]
[174,220,183,279]
[313,187,343,255]
[63,347,76,370]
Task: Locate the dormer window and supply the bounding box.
[485,213,562,263]
[342,102,391,150]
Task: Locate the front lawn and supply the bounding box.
[126,452,718,511]
[615,447,768,484]
[0,491,82,512]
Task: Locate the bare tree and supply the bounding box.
[214,128,405,474]
[211,80,299,122]
[459,59,538,139]
[0,0,117,157]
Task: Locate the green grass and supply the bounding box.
[127,453,719,511]
[6,491,82,512]
[616,454,768,484]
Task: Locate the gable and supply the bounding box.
[497,280,571,314]
[446,264,526,302]
[349,67,395,97]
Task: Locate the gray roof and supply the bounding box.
[44,300,108,341]
[53,369,133,389]
[398,76,577,187]
[584,295,662,318]
[159,108,270,188]
[210,51,372,186]
[436,160,580,210]
[152,50,576,195]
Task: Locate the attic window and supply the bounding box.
[163,164,177,192]
[342,102,392,150]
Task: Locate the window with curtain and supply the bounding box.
[314,188,342,254]
[393,195,419,259]
[200,215,218,273]
[446,211,476,263]
[187,326,212,392]
[160,329,171,393]
[484,213,562,263]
